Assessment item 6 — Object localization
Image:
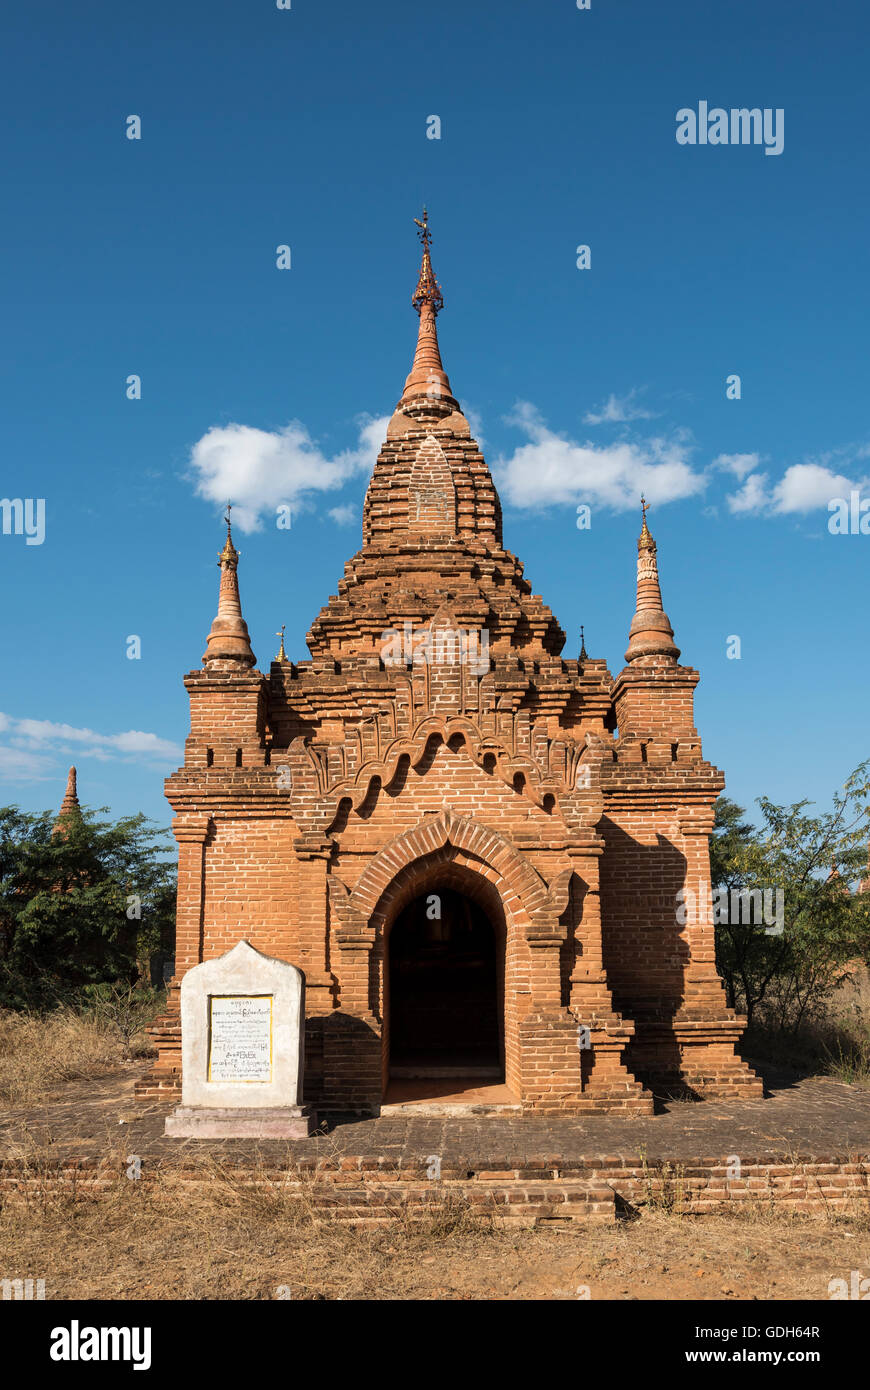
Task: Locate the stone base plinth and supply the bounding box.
[164,1105,313,1139]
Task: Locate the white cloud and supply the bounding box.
[188,415,388,533]
[714,452,761,480]
[584,388,656,426]
[772,463,857,514]
[495,402,704,511]
[726,472,772,514]
[0,714,182,780]
[187,402,870,534]
[721,438,870,517]
[725,462,865,516]
[0,746,56,782]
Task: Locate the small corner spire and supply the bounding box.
[579,625,587,661]
[202,504,256,669]
[275,624,287,662]
[624,499,680,665]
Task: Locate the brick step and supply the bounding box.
[1,1156,866,1222]
[291,1180,616,1225]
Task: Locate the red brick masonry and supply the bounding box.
[2,1155,865,1227]
[139,222,760,1115]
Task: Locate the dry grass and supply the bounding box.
[0,1008,147,1108]
[743,964,870,1085]
[824,965,870,1084]
[1,1152,867,1300]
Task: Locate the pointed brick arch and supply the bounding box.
[377,855,509,940]
[350,809,551,1098]
[348,808,550,932]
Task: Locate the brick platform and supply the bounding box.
[3,1065,868,1225]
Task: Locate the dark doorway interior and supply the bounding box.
[388,888,501,1077]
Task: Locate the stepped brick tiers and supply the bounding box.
[140,211,761,1118]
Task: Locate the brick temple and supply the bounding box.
[141,213,761,1116]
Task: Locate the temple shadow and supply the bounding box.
[598,817,755,1104]
[304,1011,383,1126]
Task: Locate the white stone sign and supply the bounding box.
[165,939,311,1138]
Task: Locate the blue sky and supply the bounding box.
[1,0,868,833]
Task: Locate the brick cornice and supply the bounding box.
[611,662,700,699]
[171,813,212,844]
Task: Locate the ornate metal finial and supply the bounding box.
[219,501,239,566]
[275,624,286,661]
[412,206,444,315]
[414,207,432,251]
[579,625,588,662]
[639,495,653,547]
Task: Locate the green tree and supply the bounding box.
[0,804,175,1009]
[711,763,870,1028]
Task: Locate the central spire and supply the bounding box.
[399,208,455,408]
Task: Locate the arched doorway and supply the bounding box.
[387,885,504,1080]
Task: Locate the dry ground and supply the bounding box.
[1,1008,868,1301]
[1,1160,867,1301]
